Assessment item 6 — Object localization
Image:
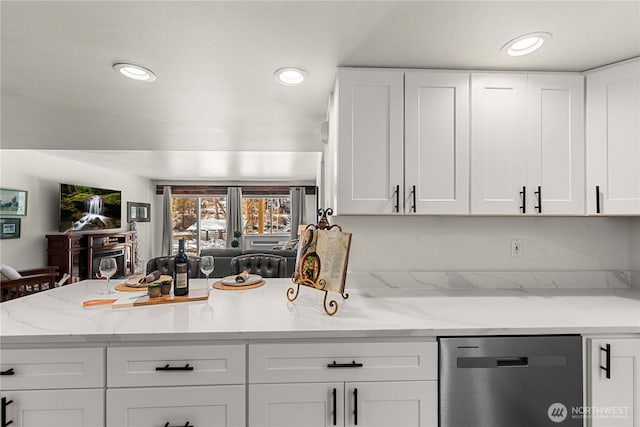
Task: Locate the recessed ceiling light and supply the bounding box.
[501,32,552,57]
[274,67,307,86]
[113,63,156,82]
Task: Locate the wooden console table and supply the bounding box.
[46,231,135,283]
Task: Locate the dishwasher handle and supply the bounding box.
[496,357,529,367]
[457,356,535,368]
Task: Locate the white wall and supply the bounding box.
[0,150,155,270]
[335,215,633,271]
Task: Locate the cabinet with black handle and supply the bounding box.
[105,344,245,427]
[471,73,585,215]
[586,336,640,427]
[248,341,438,427]
[0,347,105,427]
[586,58,640,215]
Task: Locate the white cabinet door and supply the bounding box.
[471,73,528,214]
[345,381,437,427]
[588,338,640,427]
[107,385,245,427]
[249,383,344,427]
[0,389,104,427]
[336,69,404,214]
[405,71,470,214]
[528,74,585,215]
[586,60,640,215]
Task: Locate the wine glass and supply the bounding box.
[200,256,215,290]
[99,257,117,295]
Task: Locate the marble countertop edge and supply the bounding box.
[2,326,639,346]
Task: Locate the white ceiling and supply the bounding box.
[1,1,639,181]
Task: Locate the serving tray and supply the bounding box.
[112,288,209,308]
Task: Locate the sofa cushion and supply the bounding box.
[0,264,21,280]
[281,239,299,250]
[146,256,202,278]
[200,247,297,278]
[230,253,287,278]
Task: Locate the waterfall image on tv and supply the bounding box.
[59,184,122,232]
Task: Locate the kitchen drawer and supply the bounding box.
[249,341,437,383]
[107,385,245,427]
[0,347,105,390]
[0,389,104,427]
[107,344,245,387]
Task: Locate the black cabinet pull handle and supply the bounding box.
[519,186,526,213]
[0,369,14,376]
[327,361,363,368]
[155,364,193,371]
[332,388,337,426]
[163,423,193,427]
[534,186,542,213]
[596,185,601,214]
[1,397,14,427]
[353,388,358,425]
[410,185,416,213]
[393,185,400,212]
[600,343,611,379]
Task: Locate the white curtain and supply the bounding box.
[226,187,243,248]
[290,187,306,240]
[161,186,172,255]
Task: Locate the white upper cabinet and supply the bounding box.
[332,67,588,216]
[405,71,470,214]
[335,68,404,214]
[528,74,585,215]
[586,59,640,215]
[333,68,470,215]
[471,73,585,215]
[471,73,528,214]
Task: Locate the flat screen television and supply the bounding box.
[59,184,122,232]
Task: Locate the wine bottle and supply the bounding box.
[173,239,189,296]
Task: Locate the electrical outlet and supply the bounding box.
[511,239,523,257]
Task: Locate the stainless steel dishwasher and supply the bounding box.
[439,335,583,427]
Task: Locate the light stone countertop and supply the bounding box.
[1,274,639,345]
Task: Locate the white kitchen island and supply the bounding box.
[1,277,639,427]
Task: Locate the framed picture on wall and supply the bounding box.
[127,202,151,223]
[0,188,28,216]
[0,218,21,239]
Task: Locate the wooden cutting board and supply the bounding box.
[112,288,209,308]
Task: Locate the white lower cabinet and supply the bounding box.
[106,343,246,427]
[250,382,345,427]
[107,386,245,427]
[0,389,104,427]
[248,341,438,427]
[249,381,436,427]
[586,337,640,427]
[345,381,436,427]
[0,347,105,427]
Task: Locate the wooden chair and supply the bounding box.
[1,266,59,302]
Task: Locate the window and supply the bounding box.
[162,185,314,255]
[171,196,227,257]
[242,197,291,235]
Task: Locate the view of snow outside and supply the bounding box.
[172,196,291,256]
